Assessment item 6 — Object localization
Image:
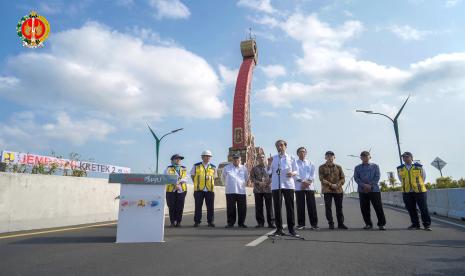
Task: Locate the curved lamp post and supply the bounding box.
[356,96,410,166]
[147,124,183,173]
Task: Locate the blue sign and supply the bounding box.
[109,173,178,185]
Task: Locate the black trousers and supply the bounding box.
[403,192,431,227]
[166,191,187,224]
[272,189,295,232]
[254,193,274,226]
[359,192,386,227]
[226,194,247,226]
[194,191,215,224]
[295,190,318,227]
[324,193,344,226]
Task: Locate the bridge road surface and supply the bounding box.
[1,198,465,276]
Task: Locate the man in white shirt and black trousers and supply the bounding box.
[267,139,299,237]
[222,153,249,228]
[294,147,319,230]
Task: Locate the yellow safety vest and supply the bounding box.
[166,166,188,192]
[397,163,427,193]
[193,162,216,192]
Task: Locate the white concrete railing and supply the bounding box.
[351,189,465,221]
[0,172,254,233]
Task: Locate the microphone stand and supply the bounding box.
[268,154,305,243]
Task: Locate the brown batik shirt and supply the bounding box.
[250,164,272,193]
[319,162,345,194]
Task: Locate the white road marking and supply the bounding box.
[246,224,286,247]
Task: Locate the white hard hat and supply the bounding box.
[201,150,212,157]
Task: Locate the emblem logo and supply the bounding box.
[17,11,50,48]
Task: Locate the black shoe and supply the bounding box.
[424,226,432,231]
[268,223,276,228]
[208,223,215,227]
[408,224,421,230]
[338,224,349,230]
[311,226,320,230]
[194,222,200,227]
[272,230,285,236]
[175,222,181,228]
[289,231,300,237]
[363,225,373,230]
[296,225,305,230]
[169,223,175,227]
[255,224,264,228]
[239,224,248,228]
[225,224,234,228]
[378,226,386,231]
[329,224,335,230]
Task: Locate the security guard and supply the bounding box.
[397,152,432,231]
[191,150,217,227]
[165,154,188,227]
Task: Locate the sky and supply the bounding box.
[1,0,464,191]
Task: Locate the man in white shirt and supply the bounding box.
[222,153,249,228]
[294,147,319,230]
[267,139,299,237]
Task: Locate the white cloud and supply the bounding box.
[405,53,465,98]
[0,112,114,149]
[256,13,465,107]
[129,26,176,46]
[218,65,238,86]
[43,112,115,145]
[388,24,432,41]
[149,0,190,19]
[117,0,134,7]
[280,13,408,87]
[343,10,354,17]
[248,15,279,27]
[258,111,277,117]
[237,0,276,14]
[39,2,62,14]
[0,22,228,121]
[260,64,286,78]
[445,0,462,7]
[291,108,319,120]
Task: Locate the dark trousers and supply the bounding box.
[272,189,295,232]
[359,192,386,227]
[194,191,215,224]
[254,193,274,226]
[226,194,247,226]
[295,190,318,227]
[324,193,344,226]
[403,192,431,227]
[166,192,187,224]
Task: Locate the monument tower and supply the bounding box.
[227,38,264,181]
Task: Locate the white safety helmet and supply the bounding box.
[201,150,213,157]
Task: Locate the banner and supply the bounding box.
[1,150,130,174]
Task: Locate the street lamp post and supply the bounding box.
[356,96,410,166]
[147,124,183,174]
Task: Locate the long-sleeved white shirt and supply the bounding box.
[267,153,298,190]
[294,159,316,191]
[221,163,248,194]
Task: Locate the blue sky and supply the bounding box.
[1,0,464,189]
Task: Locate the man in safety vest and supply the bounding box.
[191,150,217,227]
[165,154,188,227]
[397,152,432,231]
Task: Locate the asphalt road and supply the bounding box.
[1,197,465,276]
